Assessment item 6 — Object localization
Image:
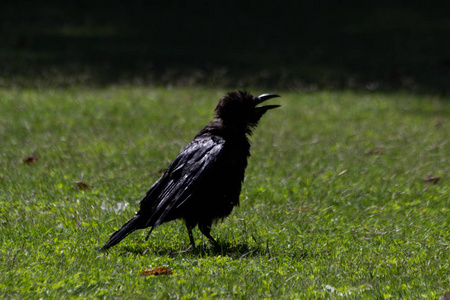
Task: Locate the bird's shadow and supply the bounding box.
[114,241,270,258]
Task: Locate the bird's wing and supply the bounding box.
[139,135,226,228]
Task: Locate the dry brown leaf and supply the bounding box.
[438,291,450,300]
[423,174,440,184]
[140,267,173,277]
[364,148,383,155]
[23,154,37,165]
[75,181,90,190]
[434,118,444,128]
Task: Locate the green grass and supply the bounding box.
[0,86,449,299]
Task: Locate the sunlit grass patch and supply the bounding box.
[0,86,449,298]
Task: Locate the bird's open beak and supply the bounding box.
[255,94,281,110]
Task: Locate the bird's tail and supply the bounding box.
[101,215,146,250]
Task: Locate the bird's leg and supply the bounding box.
[174,221,196,253]
[172,223,196,254]
[199,223,219,246]
[186,225,196,250]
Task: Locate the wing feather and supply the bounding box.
[138,135,226,228]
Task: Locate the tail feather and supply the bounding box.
[102,215,146,250]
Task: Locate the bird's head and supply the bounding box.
[214,91,280,133]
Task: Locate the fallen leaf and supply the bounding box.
[434,118,444,128]
[23,154,37,165]
[423,174,440,184]
[364,148,383,155]
[140,267,173,277]
[438,291,450,300]
[75,181,90,190]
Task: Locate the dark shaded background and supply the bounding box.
[1,1,449,93]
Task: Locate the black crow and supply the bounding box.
[102,91,280,250]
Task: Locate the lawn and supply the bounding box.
[1,85,449,298]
